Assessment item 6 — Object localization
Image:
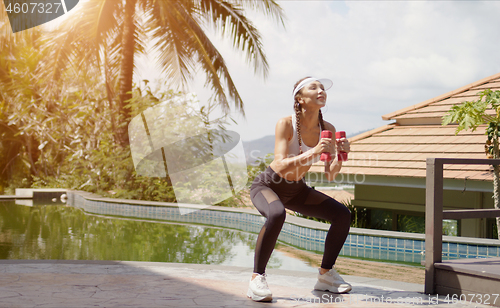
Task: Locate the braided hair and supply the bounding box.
[293,77,326,154]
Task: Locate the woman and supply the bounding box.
[247,77,352,302]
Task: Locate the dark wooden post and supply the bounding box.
[425,158,443,294]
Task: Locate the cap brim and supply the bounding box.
[318,78,333,91]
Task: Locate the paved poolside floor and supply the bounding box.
[0,260,494,307]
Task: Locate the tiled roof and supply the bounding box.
[382,73,500,124]
[310,124,491,180]
[310,73,500,181]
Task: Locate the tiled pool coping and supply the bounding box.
[15,189,500,264]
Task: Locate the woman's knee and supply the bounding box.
[266,205,286,227]
[341,204,351,221]
[322,200,351,223]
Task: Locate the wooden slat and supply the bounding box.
[443,209,500,220]
[0,195,31,200]
[437,158,500,165]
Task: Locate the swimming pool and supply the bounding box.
[69,190,500,265]
[11,189,500,266]
[0,201,317,272]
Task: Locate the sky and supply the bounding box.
[50,1,500,142]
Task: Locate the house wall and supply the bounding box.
[352,184,494,238]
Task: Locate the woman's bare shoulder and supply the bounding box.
[323,120,336,133]
[275,116,293,141]
[276,115,293,125]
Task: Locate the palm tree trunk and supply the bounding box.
[493,165,500,239]
[117,0,137,147]
[494,138,500,240]
[104,50,116,141]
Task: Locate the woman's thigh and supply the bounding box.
[285,188,350,222]
[251,186,285,219]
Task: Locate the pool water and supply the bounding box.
[0,201,317,273]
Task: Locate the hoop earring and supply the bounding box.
[322,105,329,113]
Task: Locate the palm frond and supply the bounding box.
[0,6,40,51]
[226,0,285,26]
[41,0,121,83]
[148,0,249,115]
[132,5,149,65]
[146,0,196,87]
[199,0,270,78]
[181,6,244,115]
[0,2,12,46]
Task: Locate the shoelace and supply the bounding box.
[325,269,345,282]
[255,275,269,289]
[332,270,347,283]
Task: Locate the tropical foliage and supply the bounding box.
[0,27,233,204]
[0,0,284,207]
[442,89,500,239]
[42,0,284,145]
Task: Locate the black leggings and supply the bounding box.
[250,166,351,274]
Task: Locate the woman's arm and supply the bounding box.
[271,117,332,177]
[271,117,317,174]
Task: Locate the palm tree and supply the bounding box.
[42,0,285,146]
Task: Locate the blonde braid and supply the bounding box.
[294,100,303,154]
[293,76,312,155]
[318,109,325,132]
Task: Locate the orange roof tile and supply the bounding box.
[312,124,490,181]
[316,189,354,204]
[382,72,500,121]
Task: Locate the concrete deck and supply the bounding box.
[0,260,495,307]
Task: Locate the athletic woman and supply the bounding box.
[247,77,352,302]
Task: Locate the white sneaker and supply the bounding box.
[314,268,352,293]
[247,273,272,302]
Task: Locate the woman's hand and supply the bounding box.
[336,136,350,154]
[313,132,336,157]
